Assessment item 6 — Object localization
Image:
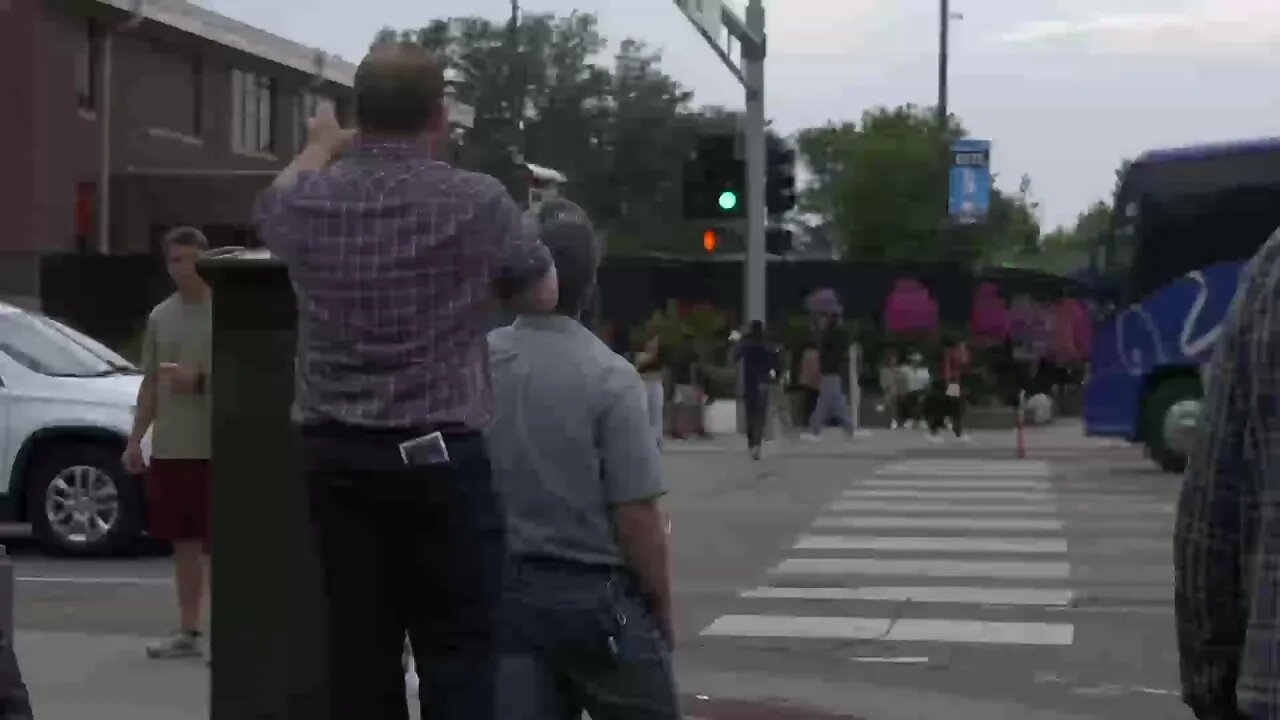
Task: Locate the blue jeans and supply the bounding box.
[498,558,680,720]
[808,374,852,434]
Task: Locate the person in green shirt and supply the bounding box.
[121,227,213,662]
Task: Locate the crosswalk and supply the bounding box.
[700,458,1090,650]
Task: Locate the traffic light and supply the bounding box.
[766,226,792,255]
[683,134,744,219]
[702,229,719,253]
[766,141,797,215]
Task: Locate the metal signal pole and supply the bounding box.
[673,0,769,323]
[938,0,949,128]
[743,0,766,324]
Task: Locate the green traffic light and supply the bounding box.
[718,191,739,211]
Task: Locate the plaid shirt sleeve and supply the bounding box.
[253,175,319,262]
[1174,240,1266,717]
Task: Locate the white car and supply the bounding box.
[0,302,151,554]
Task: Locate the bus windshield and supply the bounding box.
[1129,185,1280,301]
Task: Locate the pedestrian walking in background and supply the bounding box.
[1175,232,1280,720]
[669,330,706,439]
[900,352,930,429]
[797,343,822,427]
[804,312,854,440]
[121,226,213,663]
[255,42,539,720]
[926,339,971,443]
[634,331,666,448]
[734,320,780,460]
[879,350,907,429]
[487,201,680,720]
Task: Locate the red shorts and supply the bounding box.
[146,459,212,551]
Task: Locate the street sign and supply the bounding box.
[949,138,992,224]
[675,0,723,39]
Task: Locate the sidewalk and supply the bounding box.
[16,630,207,720]
[15,629,869,720]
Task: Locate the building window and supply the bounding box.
[139,40,203,137]
[231,69,276,155]
[74,21,99,111]
[189,57,204,137]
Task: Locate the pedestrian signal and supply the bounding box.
[702,230,718,253]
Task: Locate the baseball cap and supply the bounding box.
[508,199,600,314]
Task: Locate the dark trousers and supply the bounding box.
[299,423,505,720]
[744,383,767,449]
[498,558,680,720]
[925,387,964,437]
[898,390,924,425]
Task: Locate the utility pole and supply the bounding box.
[742,0,766,324]
[937,0,949,128]
[508,0,524,161]
[674,0,769,323]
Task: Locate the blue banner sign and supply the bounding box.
[949,138,992,224]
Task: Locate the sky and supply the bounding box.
[197,0,1280,229]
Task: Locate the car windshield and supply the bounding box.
[0,310,138,378]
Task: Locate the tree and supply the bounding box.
[795,122,856,222]
[378,13,719,256]
[796,106,1043,263]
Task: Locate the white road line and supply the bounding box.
[17,576,172,586]
[878,466,1050,477]
[880,460,1050,474]
[740,586,1074,606]
[842,489,1056,501]
[700,615,1074,646]
[794,534,1067,554]
[813,516,1065,531]
[851,656,930,664]
[855,479,1051,490]
[773,557,1071,579]
[829,500,1058,514]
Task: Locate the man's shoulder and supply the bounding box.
[148,294,181,323]
[447,168,508,197]
[587,334,644,391]
[487,324,517,350]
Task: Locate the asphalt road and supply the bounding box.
[668,444,1191,720]
[4,436,1194,720]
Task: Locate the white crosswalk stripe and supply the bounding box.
[699,458,1081,649]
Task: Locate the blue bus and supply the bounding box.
[1084,137,1280,473]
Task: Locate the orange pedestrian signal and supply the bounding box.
[702,229,718,253]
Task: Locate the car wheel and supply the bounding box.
[1142,376,1203,475]
[26,442,144,555]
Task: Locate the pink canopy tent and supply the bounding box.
[884,279,938,336]
[969,282,1008,345]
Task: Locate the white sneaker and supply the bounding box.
[890,420,899,430]
[800,433,822,443]
[146,630,203,660]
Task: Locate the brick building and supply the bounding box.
[0,0,474,307]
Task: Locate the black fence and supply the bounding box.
[38,252,1082,354]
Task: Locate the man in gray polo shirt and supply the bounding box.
[487,200,679,719]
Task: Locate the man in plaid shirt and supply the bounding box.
[1176,231,1279,720]
[255,42,541,720]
